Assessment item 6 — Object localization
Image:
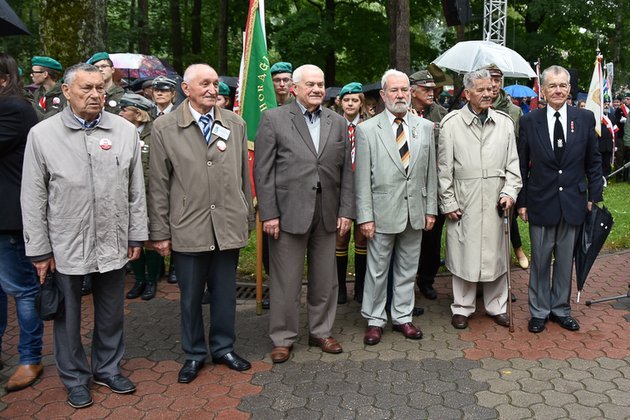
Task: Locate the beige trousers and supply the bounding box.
[451,274,508,317]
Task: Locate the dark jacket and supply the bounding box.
[0,96,39,232]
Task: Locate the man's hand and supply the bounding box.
[128,246,142,261]
[359,222,375,240]
[518,207,528,223]
[587,201,593,212]
[424,215,436,231]
[499,196,514,211]
[153,239,172,257]
[263,218,280,239]
[337,217,352,237]
[33,257,55,284]
[445,210,462,221]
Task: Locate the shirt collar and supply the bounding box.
[346,114,360,126]
[547,103,568,120]
[188,102,215,124]
[72,112,101,129]
[296,100,322,117]
[385,108,408,126]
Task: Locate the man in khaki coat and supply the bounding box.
[149,64,255,382]
[438,69,522,330]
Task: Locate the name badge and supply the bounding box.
[211,123,231,141]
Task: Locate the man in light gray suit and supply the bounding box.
[355,69,437,346]
[254,64,354,364]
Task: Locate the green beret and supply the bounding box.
[409,70,435,87]
[18,67,23,77]
[270,61,292,75]
[31,56,62,71]
[339,82,363,98]
[120,93,154,112]
[152,75,176,90]
[218,81,230,96]
[480,63,503,77]
[87,52,110,65]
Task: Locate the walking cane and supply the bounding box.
[503,208,515,333]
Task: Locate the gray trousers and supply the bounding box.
[54,268,125,388]
[174,249,238,361]
[528,220,579,319]
[361,223,422,327]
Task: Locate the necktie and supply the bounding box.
[394,117,409,173]
[348,123,356,171]
[554,111,565,162]
[199,114,213,144]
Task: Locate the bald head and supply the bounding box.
[182,63,219,114]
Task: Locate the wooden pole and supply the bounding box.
[255,211,264,315]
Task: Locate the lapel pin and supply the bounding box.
[99,138,112,150]
[217,140,227,151]
[570,120,575,133]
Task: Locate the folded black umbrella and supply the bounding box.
[574,204,614,302]
[36,272,64,321]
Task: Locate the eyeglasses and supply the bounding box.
[30,70,46,74]
[94,64,112,70]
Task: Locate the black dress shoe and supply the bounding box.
[550,314,580,331]
[212,351,251,371]
[511,293,517,302]
[337,287,348,304]
[528,317,546,333]
[81,276,92,296]
[93,374,136,394]
[201,288,211,304]
[451,314,468,329]
[178,360,204,383]
[141,282,156,300]
[67,385,93,408]
[167,267,177,284]
[126,281,146,299]
[412,306,425,316]
[420,286,438,300]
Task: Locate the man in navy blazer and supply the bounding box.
[516,65,603,333]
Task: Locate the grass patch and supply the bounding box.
[238,181,630,276]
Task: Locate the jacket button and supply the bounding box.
[559,187,563,191]
[207,161,212,166]
[210,245,215,251]
[558,169,562,174]
[210,204,216,209]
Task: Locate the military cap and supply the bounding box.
[270,61,292,75]
[141,78,155,89]
[120,92,154,112]
[31,56,62,71]
[152,75,176,90]
[480,63,503,77]
[624,92,630,99]
[339,82,363,98]
[87,52,110,65]
[614,94,622,101]
[409,70,436,87]
[427,63,453,87]
[218,81,230,96]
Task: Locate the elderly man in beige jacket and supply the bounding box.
[438,69,522,330]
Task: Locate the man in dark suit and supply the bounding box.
[254,64,354,364]
[517,65,603,333]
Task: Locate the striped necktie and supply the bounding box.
[199,114,213,144]
[348,123,356,171]
[394,117,409,173]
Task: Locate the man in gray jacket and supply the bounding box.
[21,63,148,409]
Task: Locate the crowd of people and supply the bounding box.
[0,50,607,409]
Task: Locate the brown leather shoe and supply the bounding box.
[364,326,383,345]
[308,336,343,354]
[392,322,423,339]
[5,363,43,392]
[492,313,510,327]
[270,346,292,364]
[451,314,468,329]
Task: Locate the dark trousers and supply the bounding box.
[174,249,239,361]
[417,213,446,288]
[54,268,125,388]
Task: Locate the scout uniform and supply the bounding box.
[87,52,126,114]
[31,56,66,120]
[270,61,294,106]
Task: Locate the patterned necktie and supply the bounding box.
[199,114,213,144]
[348,123,356,171]
[554,111,565,162]
[394,117,409,173]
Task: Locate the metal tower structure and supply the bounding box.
[483,0,508,45]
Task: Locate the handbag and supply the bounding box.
[35,271,65,321]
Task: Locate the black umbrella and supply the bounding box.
[0,0,30,36]
[574,204,614,302]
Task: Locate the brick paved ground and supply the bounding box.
[0,250,628,419]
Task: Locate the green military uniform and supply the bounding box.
[138,120,153,191]
[34,82,66,120]
[493,88,522,138]
[105,85,126,114]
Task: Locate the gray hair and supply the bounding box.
[183,63,216,83]
[292,64,323,84]
[541,65,571,86]
[381,69,409,91]
[463,69,491,90]
[64,63,100,86]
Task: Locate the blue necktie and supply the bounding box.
[199,114,213,144]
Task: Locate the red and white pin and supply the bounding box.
[216,140,227,152]
[100,138,112,150]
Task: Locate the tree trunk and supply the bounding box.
[170,0,183,74]
[129,0,136,52]
[138,0,149,54]
[324,0,336,85]
[192,0,202,58]
[217,0,228,74]
[387,0,410,73]
[40,0,107,67]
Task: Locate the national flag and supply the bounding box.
[585,55,604,136]
[530,58,540,109]
[236,0,277,199]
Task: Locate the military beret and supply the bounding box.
[218,81,230,96]
[31,56,62,71]
[339,82,363,98]
[120,92,154,112]
[614,94,623,101]
[480,63,503,77]
[409,70,436,87]
[152,75,176,90]
[18,67,23,77]
[624,92,630,99]
[270,61,292,75]
[87,52,110,65]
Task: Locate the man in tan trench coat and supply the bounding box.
[438,69,522,330]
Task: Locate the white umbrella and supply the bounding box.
[432,41,536,79]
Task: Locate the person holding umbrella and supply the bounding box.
[517,65,603,333]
